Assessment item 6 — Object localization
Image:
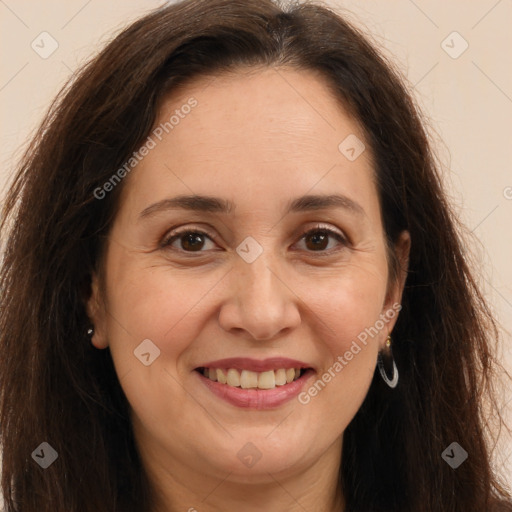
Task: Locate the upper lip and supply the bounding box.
[196,357,314,373]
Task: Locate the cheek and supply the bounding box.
[303,261,388,352]
[106,265,221,360]
[297,266,387,412]
[102,267,223,435]
[102,256,239,421]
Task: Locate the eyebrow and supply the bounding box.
[139,193,366,220]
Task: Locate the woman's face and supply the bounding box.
[88,67,408,489]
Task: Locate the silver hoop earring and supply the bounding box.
[377,335,399,388]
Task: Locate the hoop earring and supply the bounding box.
[377,335,399,388]
[87,326,95,337]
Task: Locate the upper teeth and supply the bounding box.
[202,368,302,389]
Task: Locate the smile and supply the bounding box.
[194,358,315,409]
[196,367,305,390]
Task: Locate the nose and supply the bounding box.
[217,253,301,341]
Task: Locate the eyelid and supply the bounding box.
[161,222,349,253]
[297,222,347,241]
[160,224,219,249]
[292,223,349,254]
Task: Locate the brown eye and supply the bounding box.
[163,230,216,252]
[180,232,207,251]
[162,225,346,255]
[304,230,329,251]
[297,227,347,253]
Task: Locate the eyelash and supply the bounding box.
[161,224,349,256]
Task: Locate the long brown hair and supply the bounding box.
[1,1,511,510]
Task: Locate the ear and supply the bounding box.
[381,230,410,335]
[86,272,109,349]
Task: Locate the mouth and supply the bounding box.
[193,358,315,409]
[194,366,309,390]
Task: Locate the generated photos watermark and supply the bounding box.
[94,96,198,200]
[298,302,402,404]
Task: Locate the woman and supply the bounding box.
[0,0,510,510]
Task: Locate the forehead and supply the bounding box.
[157,66,367,159]
[119,66,377,218]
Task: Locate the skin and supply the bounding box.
[87,66,410,512]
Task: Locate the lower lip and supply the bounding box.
[195,369,315,409]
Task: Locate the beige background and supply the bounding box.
[1,0,511,496]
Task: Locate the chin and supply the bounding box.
[205,435,311,481]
